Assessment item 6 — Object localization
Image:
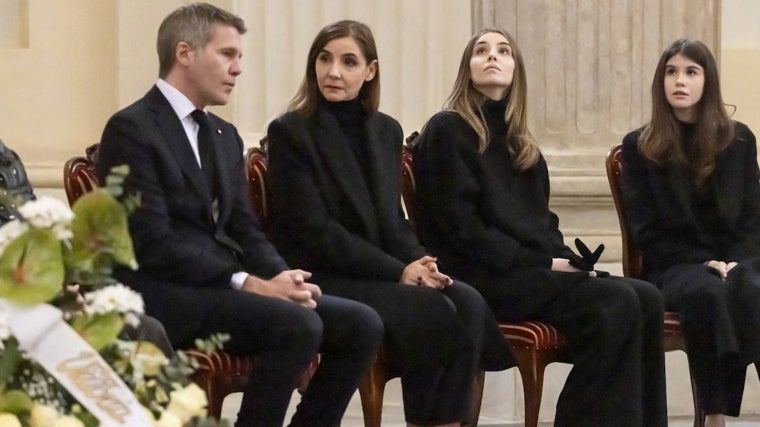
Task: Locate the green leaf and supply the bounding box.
[104,165,130,198]
[0,389,33,413]
[66,189,137,282]
[70,312,124,351]
[0,228,64,305]
[0,338,23,386]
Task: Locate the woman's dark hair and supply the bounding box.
[288,20,380,116]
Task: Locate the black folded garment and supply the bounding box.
[569,238,605,272]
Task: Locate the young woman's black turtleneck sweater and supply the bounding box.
[676,120,727,246]
[480,97,565,262]
[480,98,517,190]
[482,97,509,144]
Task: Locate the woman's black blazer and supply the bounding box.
[266,109,426,281]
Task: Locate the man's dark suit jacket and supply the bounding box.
[97,86,288,344]
[621,121,760,282]
[266,109,426,282]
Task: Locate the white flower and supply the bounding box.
[155,410,182,427]
[51,416,84,427]
[28,403,59,427]
[165,383,207,423]
[124,312,141,329]
[84,283,144,316]
[118,340,168,377]
[0,219,29,255]
[17,196,74,240]
[0,413,22,427]
[0,308,9,351]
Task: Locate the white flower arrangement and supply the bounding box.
[16,197,74,241]
[0,180,228,427]
[83,283,144,328]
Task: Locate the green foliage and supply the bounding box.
[0,228,65,306]
[0,167,228,426]
[0,389,33,413]
[103,165,141,214]
[192,333,230,354]
[0,337,22,387]
[66,189,137,288]
[69,312,124,352]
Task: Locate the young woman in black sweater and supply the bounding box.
[413,28,666,427]
[621,38,760,427]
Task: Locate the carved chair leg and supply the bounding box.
[516,349,545,427]
[358,357,389,427]
[193,373,223,419]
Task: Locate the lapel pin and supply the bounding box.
[217,129,222,135]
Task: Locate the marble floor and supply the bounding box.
[220,391,760,426]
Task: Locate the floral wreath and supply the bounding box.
[0,167,229,427]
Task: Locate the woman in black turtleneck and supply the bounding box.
[266,21,514,427]
[413,29,667,427]
[622,39,760,427]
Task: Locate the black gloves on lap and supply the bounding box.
[568,238,606,273]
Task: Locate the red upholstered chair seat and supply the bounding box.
[663,311,682,336]
[184,348,254,376]
[499,321,567,351]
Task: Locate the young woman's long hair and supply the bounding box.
[639,38,734,185]
[442,28,539,171]
[287,20,380,117]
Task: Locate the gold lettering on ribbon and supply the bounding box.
[57,351,132,423]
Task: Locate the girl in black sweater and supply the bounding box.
[413,28,667,427]
[622,38,760,427]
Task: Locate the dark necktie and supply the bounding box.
[190,109,217,197]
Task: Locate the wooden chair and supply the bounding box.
[62,145,305,419]
[606,144,705,427]
[402,133,570,427]
[63,155,100,206]
[245,140,270,231]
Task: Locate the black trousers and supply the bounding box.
[315,277,513,425]
[659,262,760,416]
[475,273,667,427]
[186,292,383,427]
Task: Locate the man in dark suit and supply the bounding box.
[95,4,383,426]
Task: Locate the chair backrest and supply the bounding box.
[401,131,420,235]
[63,141,270,228]
[605,144,644,278]
[63,155,100,206]
[245,137,270,230]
